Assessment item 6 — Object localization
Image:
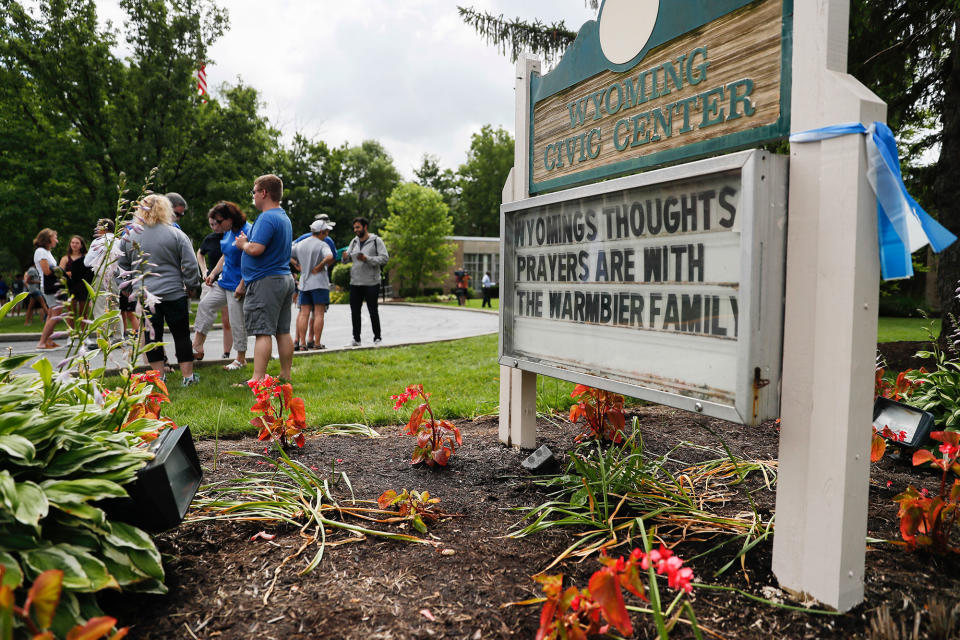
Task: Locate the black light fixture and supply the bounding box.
[872,397,935,450]
[103,426,203,533]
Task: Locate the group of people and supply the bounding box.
[20,174,391,386]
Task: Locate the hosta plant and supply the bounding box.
[893,431,960,553]
[391,384,462,466]
[247,376,307,450]
[0,313,168,635]
[0,567,128,639]
[569,384,626,443]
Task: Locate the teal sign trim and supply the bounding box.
[533,0,757,103]
[528,0,793,195]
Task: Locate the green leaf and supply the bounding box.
[105,522,163,581]
[41,479,127,504]
[11,481,48,528]
[22,545,116,592]
[32,358,53,388]
[0,293,28,320]
[412,514,427,534]
[48,502,107,525]
[0,435,36,463]
[0,553,22,589]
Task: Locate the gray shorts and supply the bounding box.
[244,275,295,336]
[43,292,62,309]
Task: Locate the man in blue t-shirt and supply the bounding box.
[235,174,295,382]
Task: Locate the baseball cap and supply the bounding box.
[310,220,333,233]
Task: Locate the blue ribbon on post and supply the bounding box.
[789,121,956,281]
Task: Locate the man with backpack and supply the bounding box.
[341,216,388,346]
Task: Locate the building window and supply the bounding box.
[464,253,499,284]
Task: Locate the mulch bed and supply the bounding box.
[102,367,960,639]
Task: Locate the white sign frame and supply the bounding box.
[499,149,787,425]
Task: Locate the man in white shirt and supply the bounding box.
[291,220,334,350]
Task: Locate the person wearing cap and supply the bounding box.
[166,192,188,229]
[295,214,338,258]
[293,213,338,346]
[291,219,334,350]
[84,219,124,345]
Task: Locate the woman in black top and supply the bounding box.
[59,235,94,325]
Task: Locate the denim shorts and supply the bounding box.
[244,275,295,336]
[299,288,330,307]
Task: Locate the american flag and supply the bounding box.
[197,64,208,103]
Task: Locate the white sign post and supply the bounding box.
[771,0,884,612]
[500,0,885,611]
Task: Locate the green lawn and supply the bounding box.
[877,316,939,343]
[120,334,576,439]
[426,298,499,311]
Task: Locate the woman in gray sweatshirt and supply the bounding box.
[119,194,202,385]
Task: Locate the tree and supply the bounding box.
[339,140,402,233]
[0,0,284,262]
[456,125,514,237]
[380,183,455,296]
[275,133,343,244]
[457,4,593,64]
[848,1,960,339]
[414,153,460,213]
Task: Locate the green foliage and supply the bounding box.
[376,489,443,534]
[330,264,351,290]
[455,125,514,237]
[413,154,460,213]
[456,6,582,64]
[0,568,128,639]
[337,140,402,232]
[512,421,776,576]
[0,0,263,265]
[381,183,455,296]
[191,448,434,579]
[0,358,167,636]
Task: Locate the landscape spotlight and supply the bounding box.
[102,426,203,533]
[872,397,935,450]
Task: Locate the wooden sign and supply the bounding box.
[529,0,792,194]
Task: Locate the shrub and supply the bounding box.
[0,291,170,636]
[0,361,167,636]
[331,263,351,290]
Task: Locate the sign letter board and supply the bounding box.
[500,149,786,424]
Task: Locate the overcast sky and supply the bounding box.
[95,1,598,179]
